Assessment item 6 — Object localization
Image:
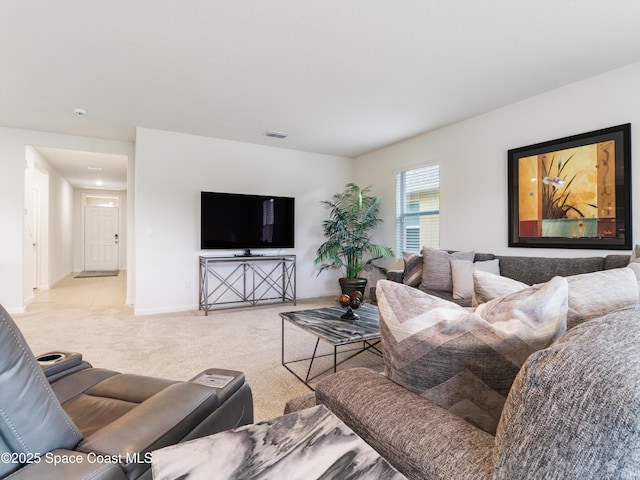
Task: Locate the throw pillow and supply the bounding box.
[627,262,640,287]
[564,267,638,329]
[472,270,527,307]
[420,247,474,293]
[377,277,568,435]
[451,259,501,300]
[402,251,423,288]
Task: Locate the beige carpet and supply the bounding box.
[14,275,383,423]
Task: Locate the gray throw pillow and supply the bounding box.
[420,247,474,293]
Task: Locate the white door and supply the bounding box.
[84,206,119,271]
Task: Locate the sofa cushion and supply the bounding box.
[451,259,500,300]
[402,251,423,287]
[494,307,640,479]
[420,247,474,293]
[377,278,568,434]
[605,253,632,269]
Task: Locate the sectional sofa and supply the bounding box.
[286,249,640,479]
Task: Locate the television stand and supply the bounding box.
[234,249,264,257]
[199,255,296,315]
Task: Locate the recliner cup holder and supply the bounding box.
[36,353,67,364]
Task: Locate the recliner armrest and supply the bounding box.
[5,449,127,480]
[77,382,218,479]
[36,351,92,382]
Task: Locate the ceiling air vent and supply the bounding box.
[263,130,289,139]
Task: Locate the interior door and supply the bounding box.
[84,206,119,271]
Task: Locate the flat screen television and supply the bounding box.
[201,191,295,255]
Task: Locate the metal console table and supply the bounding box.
[199,255,296,315]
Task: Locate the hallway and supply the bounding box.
[26,271,130,315]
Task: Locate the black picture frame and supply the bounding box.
[508,123,631,249]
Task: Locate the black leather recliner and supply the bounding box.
[0,305,253,480]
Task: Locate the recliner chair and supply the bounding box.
[0,305,253,479]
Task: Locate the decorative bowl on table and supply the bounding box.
[337,291,363,321]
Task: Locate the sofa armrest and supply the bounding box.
[315,368,495,480]
[387,269,404,283]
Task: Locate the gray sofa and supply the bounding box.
[387,251,631,306]
[285,253,640,479]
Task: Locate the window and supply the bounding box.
[395,164,440,257]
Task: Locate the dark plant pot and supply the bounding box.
[339,277,368,298]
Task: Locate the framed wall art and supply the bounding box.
[508,123,631,249]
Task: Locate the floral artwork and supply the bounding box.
[508,124,631,249]
[518,141,615,238]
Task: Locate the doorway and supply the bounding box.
[83,196,121,272]
[23,160,50,304]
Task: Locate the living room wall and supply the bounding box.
[134,127,353,315]
[354,61,640,268]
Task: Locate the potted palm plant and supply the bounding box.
[315,183,394,296]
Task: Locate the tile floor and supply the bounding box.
[27,271,131,315]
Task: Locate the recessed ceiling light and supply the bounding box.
[96,180,103,186]
[263,130,289,139]
[87,166,102,171]
[74,107,87,117]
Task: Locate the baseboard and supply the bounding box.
[6,305,26,314]
[134,304,199,316]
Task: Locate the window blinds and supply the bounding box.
[395,164,440,258]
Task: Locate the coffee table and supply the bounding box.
[152,404,406,480]
[280,303,382,388]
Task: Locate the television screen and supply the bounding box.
[201,191,295,252]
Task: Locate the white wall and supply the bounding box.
[355,61,640,268]
[0,127,134,313]
[134,127,353,314]
[25,146,76,289]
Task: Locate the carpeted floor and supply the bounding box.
[14,273,384,423]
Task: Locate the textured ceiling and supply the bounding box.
[3,0,640,167]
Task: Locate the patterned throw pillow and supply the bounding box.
[402,252,423,287]
[472,270,528,307]
[420,248,474,293]
[377,277,568,434]
[564,267,638,329]
[473,268,638,328]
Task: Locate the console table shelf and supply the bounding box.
[199,255,296,315]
